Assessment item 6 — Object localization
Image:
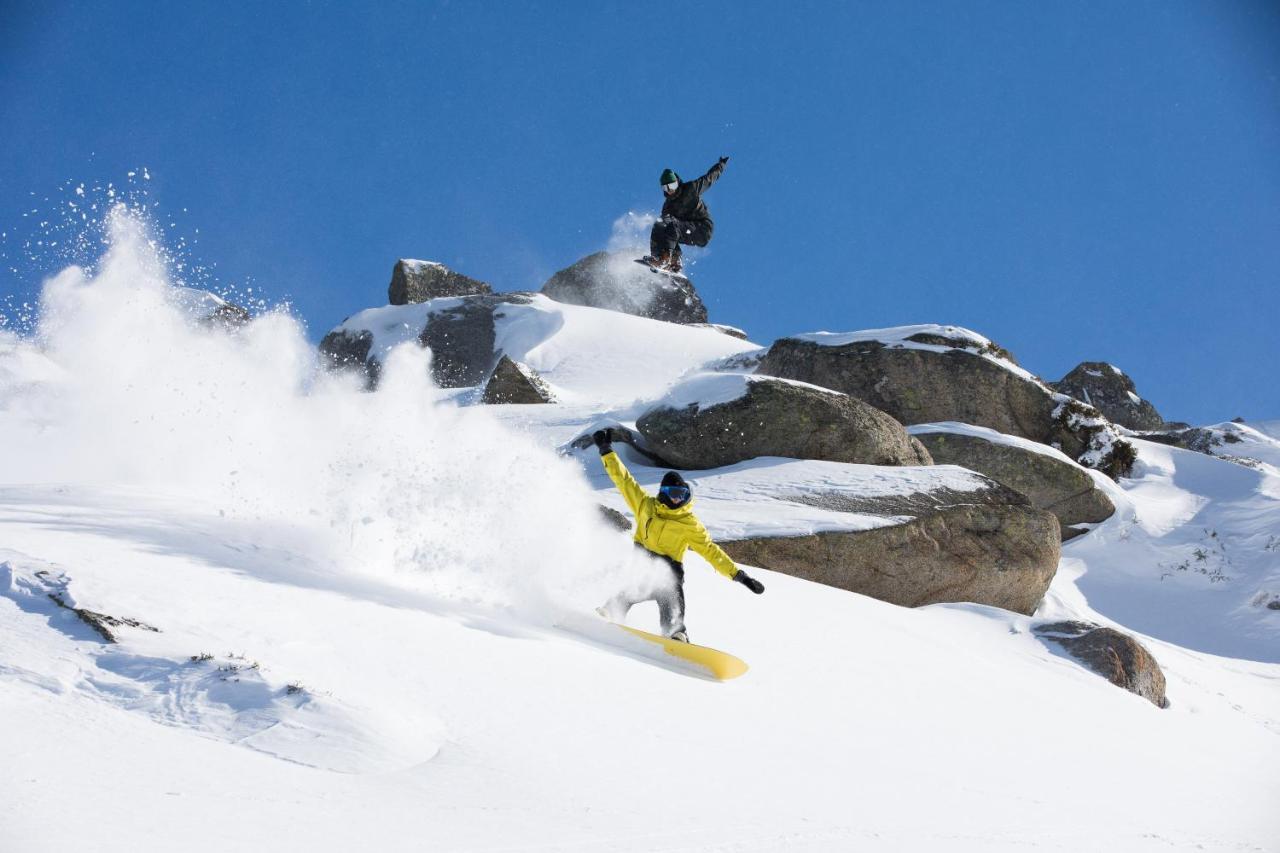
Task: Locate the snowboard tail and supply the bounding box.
[558,613,748,681]
[618,623,749,680]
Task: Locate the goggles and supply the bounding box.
[662,181,679,193]
[659,484,691,503]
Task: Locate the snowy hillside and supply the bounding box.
[2,210,1278,852]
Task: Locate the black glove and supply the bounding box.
[733,569,764,594]
[718,156,729,167]
[592,428,613,456]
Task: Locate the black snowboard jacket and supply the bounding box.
[661,160,726,229]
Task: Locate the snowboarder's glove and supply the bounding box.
[592,428,613,456]
[733,569,764,594]
[718,156,729,167]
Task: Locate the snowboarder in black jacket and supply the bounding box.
[645,157,728,274]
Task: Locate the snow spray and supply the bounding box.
[0,204,642,620]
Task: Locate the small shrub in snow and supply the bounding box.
[978,339,1016,363]
[1159,529,1232,584]
[1052,397,1137,480]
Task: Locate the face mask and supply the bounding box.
[663,181,678,194]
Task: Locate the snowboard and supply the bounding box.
[634,257,691,284]
[558,612,748,681]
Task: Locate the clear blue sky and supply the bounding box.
[3,0,1277,424]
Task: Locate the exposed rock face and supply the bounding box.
[635,377,930,469]
[908,436,933,467]
[481,356,555,404]
[757,337,1136,478]
[47,590,160,644]
[542,251,708,324]
[1035,621,1168,708]
[566,425,679,468]
[388,260,491,305]
[913,429,1114,540]
[203,301,251,330]
[597,505,632,533]
[721,503,1061,616]
[170,287,251,330]
[318,328,376,385]
[320,293,536,389]
[420,298,501,387]
[1052,362,1164,431]
[759,338,1047,437]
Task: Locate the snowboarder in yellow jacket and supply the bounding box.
[592,428,765,642]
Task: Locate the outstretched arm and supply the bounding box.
[689,528,739,580]
[689,520,765,592]
[689,156,728,195]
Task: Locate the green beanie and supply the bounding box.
[660,168,680,186]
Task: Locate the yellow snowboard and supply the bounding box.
[558,613,749,681]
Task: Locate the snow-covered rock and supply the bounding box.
[1138,420,1280,474]
[321,291,757,404]
[721,502,1061,615]
[1052,361,1165,431]
[481,355,555,404]
[634,373,930,469]
[757,325,1136,478]
[911,422,1115,540]
[387,258,491,305]
[1035,621,1168,708]
[168,286,250,329]
[542,250,708,324]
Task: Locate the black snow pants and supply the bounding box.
[650,215,713,258]
[607,547,686,637]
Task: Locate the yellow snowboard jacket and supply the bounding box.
[601,450,739,580]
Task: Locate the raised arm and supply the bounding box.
[594,430,647,516]
[689,156,728,195]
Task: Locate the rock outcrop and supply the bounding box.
[419,297,503,387]
[721,503,1061,616]
[1052,362,1164,431]
[171,287,251,330]
[756,333,1136,478]
[912,427,1114,540]
[542,251,708,324]
[318,328,376,385]
[1035,621,1168,708]
[481,355,555,404]
[635,376,931,469]
[388,259,491,305]
[319,293,536,389]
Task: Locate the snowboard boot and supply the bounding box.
[670,630,689,643]
[651,250,674,271]
[669,251,683,274]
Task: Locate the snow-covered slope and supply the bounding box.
[2,483,1277,853]
[1198,420,1280,472]
[2,210,1277,852]
[1060,438,1280,662]
[337,293,759,407]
